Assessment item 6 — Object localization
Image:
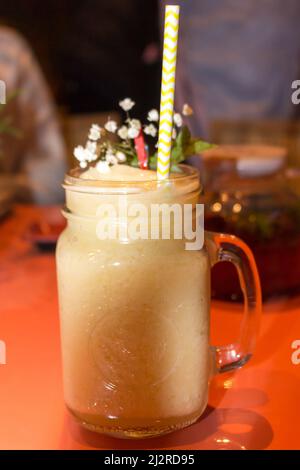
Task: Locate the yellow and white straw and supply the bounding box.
[157,5,180,180]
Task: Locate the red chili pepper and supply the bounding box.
[134,130,148,169]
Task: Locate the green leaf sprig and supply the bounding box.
[149,126,215,172]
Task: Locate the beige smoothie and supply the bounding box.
[56,164,211,437]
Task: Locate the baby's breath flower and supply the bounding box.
[86,153,95,162]
[86,140,97,154]
[74,145,86,162]
[147,109,159,122]
[128,119,141,139]
[88,124,101,141]
[144,124,157,137]
[182,104,193,116]
[74,133,102,169]
[128,127,139,139]
[117,125,128,140]
[119,98,135,112]
[104,120,118,133]
[116,151,127,162]
[174,113,183,127]
[106,151,118,165]
[130,119,141,130]
[96,160,110,173]
[85,145,98,162]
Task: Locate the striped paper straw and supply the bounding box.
[157,5,180,180]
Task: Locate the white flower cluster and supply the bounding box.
[89,123,101,141]
[119,98,135,112]
[73,120,126,170]
[104,120,118,133]
[171,104,194,139]
[73,98,194,171]
[143,103,193,141]
[73,123,102,169]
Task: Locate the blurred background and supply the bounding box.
[0,0,161,114]
[1,0,300,301]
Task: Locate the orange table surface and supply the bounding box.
[0,205,300,450]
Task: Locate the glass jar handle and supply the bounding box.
[207,232,262,374]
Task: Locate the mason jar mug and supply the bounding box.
[56,165,261,438]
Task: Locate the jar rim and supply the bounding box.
[63,164,201,195]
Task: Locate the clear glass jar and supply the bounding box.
[56,164,261,438]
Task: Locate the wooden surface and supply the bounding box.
[0,205,299,450]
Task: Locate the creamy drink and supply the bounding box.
[56,164,211,437]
